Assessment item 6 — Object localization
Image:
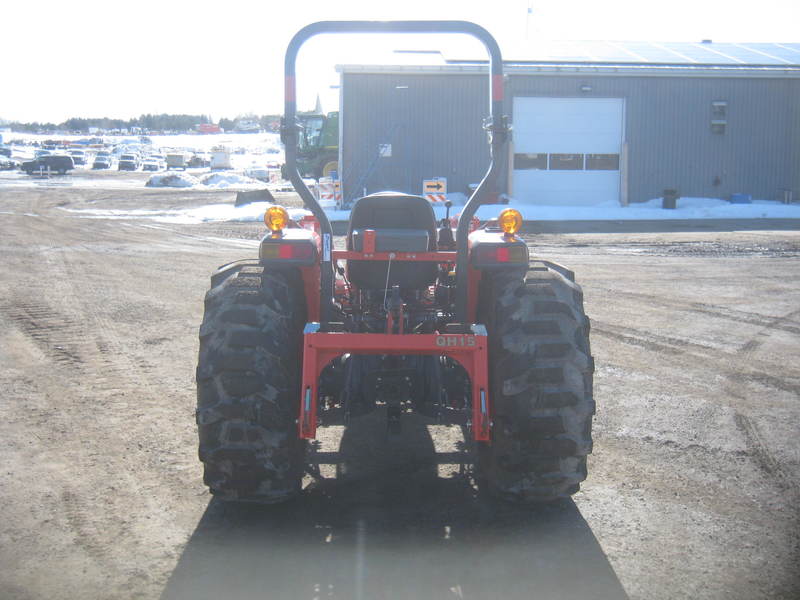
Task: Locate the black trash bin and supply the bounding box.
[662,189,679,209]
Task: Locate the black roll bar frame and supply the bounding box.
[281,20,508,323]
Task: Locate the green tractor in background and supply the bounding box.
[285,111,339,180]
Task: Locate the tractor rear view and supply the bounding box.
[196,21,594,504]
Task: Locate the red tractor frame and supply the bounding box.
[281,21,508,446]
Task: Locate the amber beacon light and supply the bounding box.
[499,208,523,236]
[265,206,290,232]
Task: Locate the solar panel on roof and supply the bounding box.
[753,43,800,64]
[551,41,597,60]
[649,44,692,63]
[661,43,732,64]
[734,43,792,63]
[591,44,628,59]
[724,44,790,64]
[597,42,641,62]
[657,43,692,62]
[710,45,760,63]
[498,39,800,66]
[574,41,608,61]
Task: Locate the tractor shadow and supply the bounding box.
[162,410,628,600]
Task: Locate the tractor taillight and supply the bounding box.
[261,242,314,260]
[473,244,528,265]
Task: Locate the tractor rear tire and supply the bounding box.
[196,261,306,503]
[322,160,339,178]
[478,261,594,503]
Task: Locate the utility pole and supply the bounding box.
[525,1,533,40]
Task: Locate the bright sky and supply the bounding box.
[2,0,798,124]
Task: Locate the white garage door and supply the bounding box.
[512,97,624,206]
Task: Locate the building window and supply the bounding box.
[549,154,584,170]
[585,154,620,170]
[711,120,727,134]
[513,153,547,170]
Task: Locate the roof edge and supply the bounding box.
[337,63,800,79]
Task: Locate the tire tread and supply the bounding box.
[196,262,305,503]
[479,262,594,503]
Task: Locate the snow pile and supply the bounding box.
[62,202,312,225]
[144,171,266,190]
[162,203,310,224]
[200,172,263,189]
[162,202,272,223]
[145,172,200,188]
[497,196,800,221]
[321,196,800,223]
[61,195,800,225]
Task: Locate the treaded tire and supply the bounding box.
[477,260,595,503]
[196,261,306,503]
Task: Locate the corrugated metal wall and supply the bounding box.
[340,73,489,200]
[342,70,800,203]
[792,88,800,202]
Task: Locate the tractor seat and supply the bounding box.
[346,193,438,290]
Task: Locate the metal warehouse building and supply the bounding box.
[336,41,800,206]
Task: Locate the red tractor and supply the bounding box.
[196,21,594,504]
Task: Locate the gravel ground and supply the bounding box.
[0,183,798,600]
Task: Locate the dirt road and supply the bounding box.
[0,185,798,600]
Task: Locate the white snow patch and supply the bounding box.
[238,196,800,224]
[436,196,800,222]
[61,195,800,226]
[199,172,263,189]
[62,202,312,225]
[145,172,200,188]
[322,196,800,223]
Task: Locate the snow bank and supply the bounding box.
[62,202,312,225]
[145,173,200,188]
[158,203,310,224]
[145,171,266,189]
[200,172,263,189]
[61,195,800,226]
[484,196,800,221]
[321,196,800,223]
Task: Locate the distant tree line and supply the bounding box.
[218,113,285,133]
[4,112,290,134]
[2,110,327,134]
[5,114,212,133]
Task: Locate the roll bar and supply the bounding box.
[282,20,508,323]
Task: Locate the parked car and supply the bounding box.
[187,152,211,168]
[0,157,20,171]
[142,158,164,171]
[118,153,140,171]
[210,147,232,170]
[92,154,113,169]
[166,153,188,170]
[21,155,75,175]
[68,150,87,165]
